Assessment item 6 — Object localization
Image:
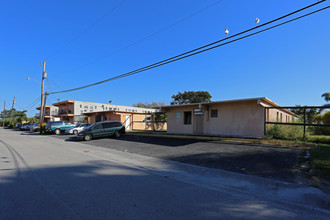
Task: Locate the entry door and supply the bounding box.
[193,115,204,134]
[125,115,131,130]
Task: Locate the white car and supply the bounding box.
[65,123,91,135]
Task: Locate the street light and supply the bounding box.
[27,77,41,85]
[27,77,50,88]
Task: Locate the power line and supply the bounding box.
[47,0,127,59]
[49,1,329,95]
[68,0,225,72]
[47,78,95,106]
[17,96,41,111]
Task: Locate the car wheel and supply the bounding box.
[73,130,78,135]
[55,129,61,135]
[114,131,121,138]
[84,134,92,141]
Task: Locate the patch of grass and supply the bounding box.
[127,130,317,148]
[308,135,330,144]
[310,144,330,181]
[265,124,305,141]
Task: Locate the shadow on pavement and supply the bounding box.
[0,161,303,219]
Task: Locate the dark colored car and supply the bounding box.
[45,121,74,135]
[77,121,125,141]
[20,123,32,130]
[30,122,40,132]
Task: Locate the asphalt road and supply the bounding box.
[1,129,329,219]
[54,133,301,183]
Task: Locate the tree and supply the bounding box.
[171,91,212,105]
[0,109,16,119]
[290,105,318,124]
[133,101,165,108]
[14,110,28,123]
[322,92,330,102]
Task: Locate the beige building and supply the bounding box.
[160,97,296,138]
[52,100,157,124]
[35,105,60,122]
[84,110,167,131]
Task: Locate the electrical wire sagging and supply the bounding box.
[48,1,329,95]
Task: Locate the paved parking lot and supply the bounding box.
[50,133,302,183]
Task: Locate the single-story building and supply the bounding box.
[160,97,296,138]
[83,110,167,131]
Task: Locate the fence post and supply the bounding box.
[303,107,306,140]
[264,107,266,136]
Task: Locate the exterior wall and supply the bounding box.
[167,106,196,135]
[84,111,167,131]
[53,100,158,124]
[203,101,264,138]
[35,106,59,122]
[166,101,265,138]
[262,102,295,123]
[74,101,157,114]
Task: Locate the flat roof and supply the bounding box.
[53,100,75,106]
[83,110,153,115]
[160,97,296,116]
[160,97,270,108]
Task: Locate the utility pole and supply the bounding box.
[39,60,47,134]
[9,96,15,126]
[2,100,5,127]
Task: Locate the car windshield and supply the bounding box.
[74,124,81,128]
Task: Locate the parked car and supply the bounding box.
[30,122,40,132]
[77,121,125,141]
[65,123,91,135]
[45,121,74,135]
[20,123,32,130]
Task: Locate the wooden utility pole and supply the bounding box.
[2,100,5,127]
[39,60,47,133]
[9,96,15,126]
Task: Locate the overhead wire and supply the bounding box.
[47,78,97,106]
[49,1,329,95]
[47,0,127,59]
[21,97,42,111]
[68,0,225,72]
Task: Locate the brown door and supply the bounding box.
[193,114,204,134]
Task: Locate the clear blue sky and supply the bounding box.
[1,0,329,117]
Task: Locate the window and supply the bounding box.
[103,122,113,128]
[103,122,122,128]
[184,111,192,125]
[93,123,102,130]
[80,105,82,108]
[95,106,97,109]
[211,109,218,118]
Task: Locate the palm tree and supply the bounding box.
[14,110,27,123]
[322,92,330,102]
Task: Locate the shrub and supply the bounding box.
[265,124,305,141]
[312,111,330,135]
